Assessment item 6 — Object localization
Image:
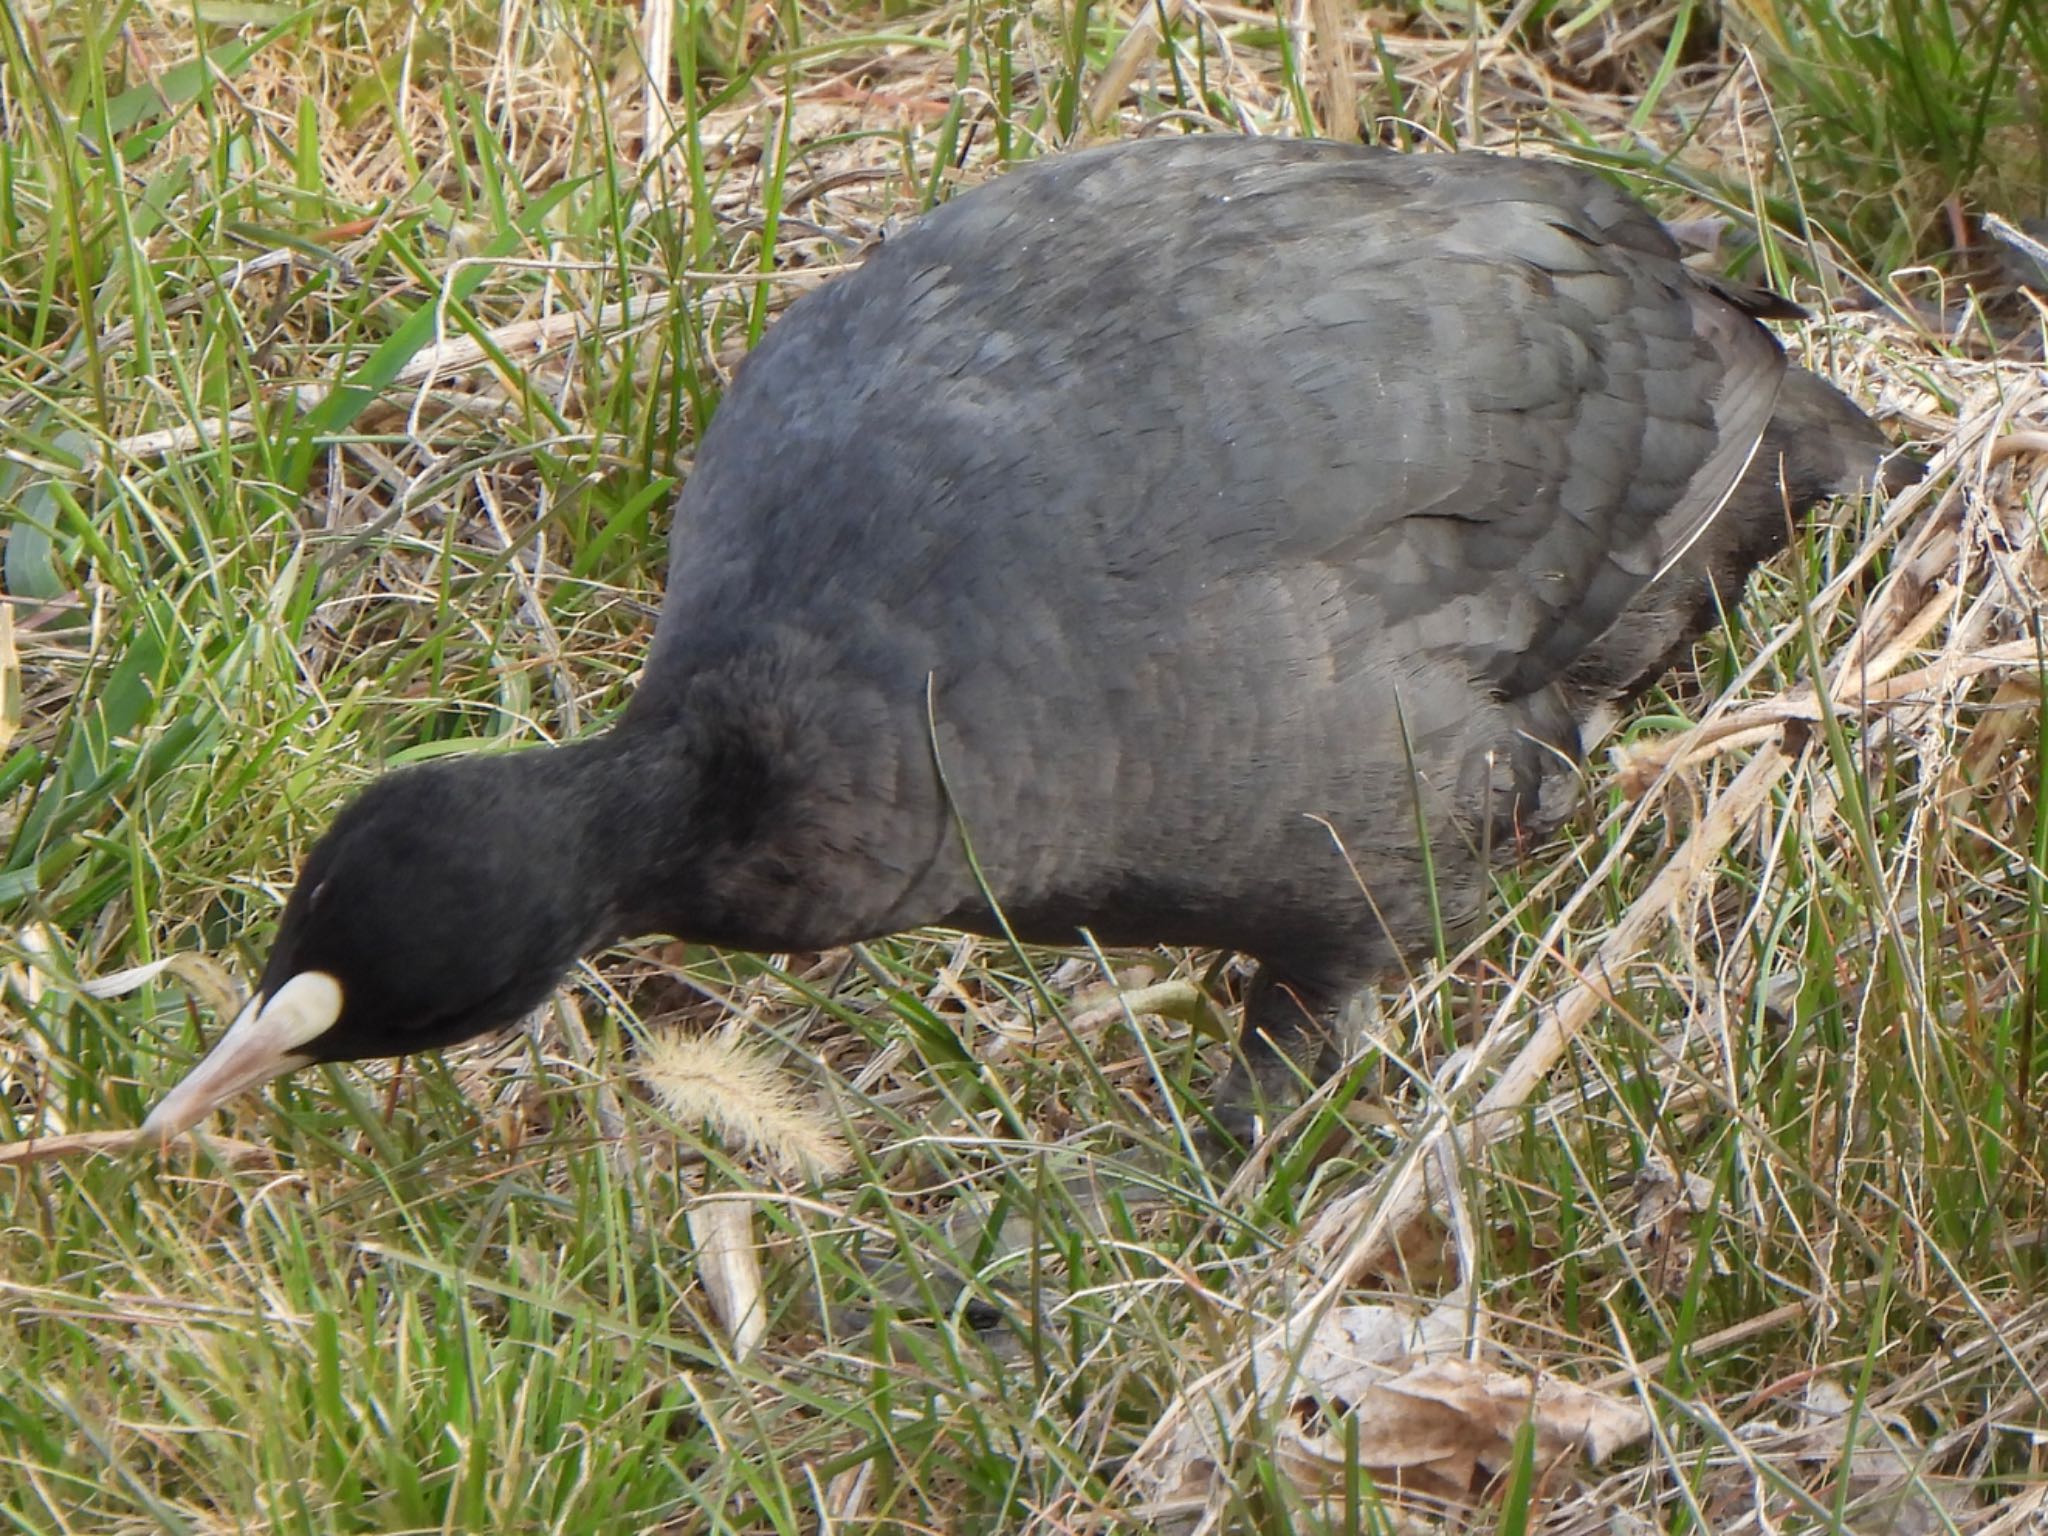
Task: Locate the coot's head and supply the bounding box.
[143,757,606,1141]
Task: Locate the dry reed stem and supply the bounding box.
[1306,0,1360,144]
[0,1129,274,1168]
[1089,0,1189,132]
[638,0,674,174]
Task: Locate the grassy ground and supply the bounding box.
[3,0,2046,1531]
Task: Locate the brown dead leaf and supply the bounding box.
[1134,1299,1464,1512]
[1275,1357,1650,1503]
[1255,1298,1471,1399]
[1134,1296,1648,1517]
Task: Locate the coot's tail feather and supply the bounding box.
[1765,365,1925,499]
[1562,362,1921,710]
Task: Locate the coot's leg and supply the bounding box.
[1208,966,1350,1152]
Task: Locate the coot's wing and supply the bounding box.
[1227,151,1790,705]
[657,141,1786,710]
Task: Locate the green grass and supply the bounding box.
[1735,0,2048,276]
[4,0,2047,1531]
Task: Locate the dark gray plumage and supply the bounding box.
[142,136,1914,1151]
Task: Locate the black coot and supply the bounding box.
[142,137,1913,1150]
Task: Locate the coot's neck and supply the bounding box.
[509,654,955,957]
[504,711,801,956]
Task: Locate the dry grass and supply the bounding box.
[3,0,2047,1531]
